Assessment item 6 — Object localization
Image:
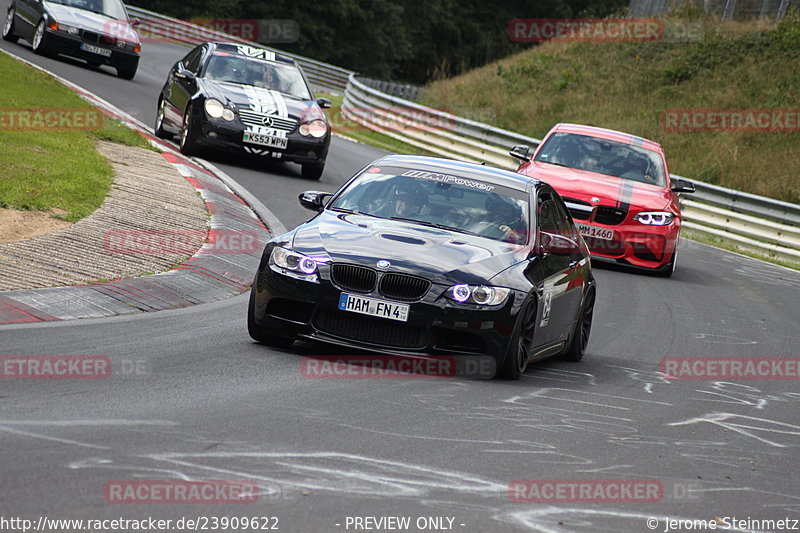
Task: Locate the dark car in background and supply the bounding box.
[248,154,596,379]
[3,0,141,79]
[155,42,332,180]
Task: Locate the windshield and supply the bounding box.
[330,166,530,245]
[534,132,667,187]
[203,53,312,100]
[46,0,128,19]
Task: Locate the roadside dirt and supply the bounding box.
[0,207,72,243]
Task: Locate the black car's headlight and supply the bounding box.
[204,99,235,121]
[633,211,674,226]
[269,246,319,282]
[57,23,80,35]
[116,41,141,52]
[299,119,328,138]
[446,284,511,306]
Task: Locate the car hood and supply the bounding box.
[525,161,672,210]
[45,2,138,43]
[290,211,529,285]
[198,79,320,123]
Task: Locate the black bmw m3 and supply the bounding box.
[155,42,331,179]
[248,155,596,379]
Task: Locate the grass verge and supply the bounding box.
[0,51,151,222]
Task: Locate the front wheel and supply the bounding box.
[247,288,295,348]
[2,8,18,43]
[154,98,173,139]
[31,20,49,55]
[179,106,199,156]
[301,162,325,180]
[498,299,536,380]
[562,288,595,362]
[654,240,678,277]
[117,64,137,80]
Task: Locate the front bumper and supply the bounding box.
[580,221,680,270]
[192,113,330,165]
[251,261,525,361]
[44,30,139,69]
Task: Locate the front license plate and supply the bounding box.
[80,43,112,57]
[577,224,615,240]
[243,132,287,149]
[338,293,409,322]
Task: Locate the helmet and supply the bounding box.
[391,181,426,216]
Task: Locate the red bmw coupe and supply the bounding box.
[511,123,695,276]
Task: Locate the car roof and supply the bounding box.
[371,154,539,192]
[208,42,298,66]
[550,123,663,154]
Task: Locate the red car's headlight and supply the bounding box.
[633,211,674,226]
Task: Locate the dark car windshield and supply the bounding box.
[330,166,530,245]
[203,53,312,100]
[46,0,128,20]
[534,132,667,187]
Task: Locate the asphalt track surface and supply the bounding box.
[2,16,800,533]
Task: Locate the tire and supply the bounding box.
[179,106,199,156]
[562,287,595,362]
[654,241,678,278]
[498,299,537,380]
[301,162,325,180]
[247,287,295,348]
[31,20,49,55]
[2,8,18,43]
[117,64,137,80]
[154,98,173,139]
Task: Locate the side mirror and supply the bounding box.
[509,144,531,162]
[540,231,579,256]
[130,18,142,27]
[175,68,195,81]
[671,178,696,193]
[316,98,332,109]
[299,190,331,211]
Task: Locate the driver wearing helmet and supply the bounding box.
[486,193,526,243]
[378,181,427,218]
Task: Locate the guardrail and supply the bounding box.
[125,6,353,92]
[342,73,800,265]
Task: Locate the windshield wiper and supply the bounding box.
[536,160,574,169]
[388,217,483,237]
[330,207,380,218]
